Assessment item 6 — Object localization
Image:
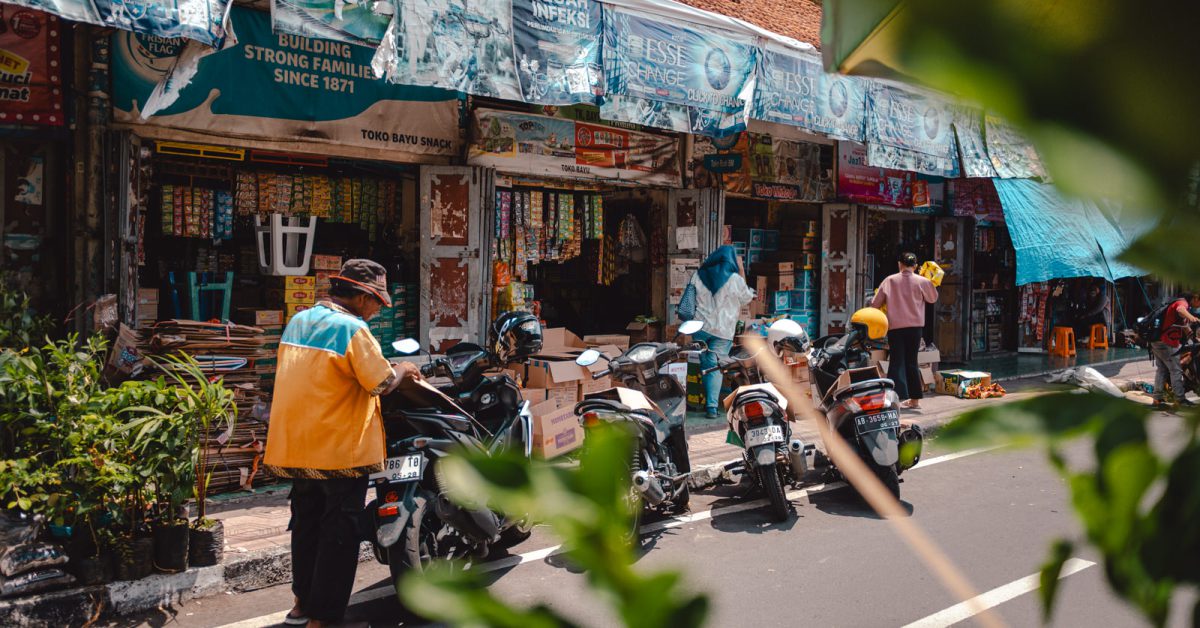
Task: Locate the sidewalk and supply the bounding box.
[0,359,1155,626]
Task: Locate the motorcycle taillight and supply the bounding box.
[857,392,887,412]
[744,400,770,424]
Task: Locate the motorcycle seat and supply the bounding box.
[831,378,895,402]
[731,389,779,408]
[575,398,633,415]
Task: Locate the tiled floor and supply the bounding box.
[962,347,1146,381]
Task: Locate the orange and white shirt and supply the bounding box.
[263,301,395,479]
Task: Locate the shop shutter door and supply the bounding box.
[419,165,494,353]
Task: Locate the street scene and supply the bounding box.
[1,0,1198,626]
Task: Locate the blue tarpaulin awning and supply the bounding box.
[992,179,1146,285]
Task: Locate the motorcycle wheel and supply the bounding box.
[666,428,691,512]
[495,521,532,550]
[760,465,790,522]
[873,463,901,500]
[392,492,438,583]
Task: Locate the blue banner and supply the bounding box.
[603,8,756,116]
[270,0,391,46]
[951,105,997,178]
[372,0,521,100]
[985,115,1048,179]
[599,94,745,137]
[511,0,602,104]
[866,82,960,178]
[752,46,867,142]
[9,0,231,46]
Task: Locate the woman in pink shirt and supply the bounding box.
[871,252,939,409]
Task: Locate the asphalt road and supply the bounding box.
[108,415,1196,628]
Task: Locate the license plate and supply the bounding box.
[855,410,900,435]
[745,425,785,448]
[369,454,423,482]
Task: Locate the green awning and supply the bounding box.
[820,0,908,77]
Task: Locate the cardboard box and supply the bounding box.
[766,273,795,293]
[311,254,342,271]
[284,288,317,304]
[626,321,662,344]
[237,309,285,327]
[751,261,795,276]
[935,370,992,398]
[659,362,687,390]
[135,302,158,322]
[137,288,159,305]
[283,275,316,289]
[921,366,936,391]
[580,375,613,397]
[583,334,631,351]
[870,349,888,365]
[772,290,792,313]
[822,365,885,406]
[530,400,585,460]
[917,349,941,366]
[521,388,550,404]
[285,303,312,320]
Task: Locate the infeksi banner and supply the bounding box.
[511,0,602,104]
[112,7,460,157]
[603,8,756,116]
[752,46,866,142]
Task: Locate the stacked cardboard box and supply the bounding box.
[135,288,159,327]
[876,348,941,393]
[281,275,316,322]
[311,255,341,299]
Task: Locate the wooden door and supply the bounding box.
[820,203,863,337]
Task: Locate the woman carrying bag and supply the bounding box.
[871,252,939,410]
[678,246,756,418]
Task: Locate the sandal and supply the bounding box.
[283,611,309,626]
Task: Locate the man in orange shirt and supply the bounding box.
[264,259,421,627]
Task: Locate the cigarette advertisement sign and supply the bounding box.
[0,7,63,126]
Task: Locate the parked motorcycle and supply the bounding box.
[705,320,814,521]
[368,312,543,589]
[808,310,924,499]
[572,320,704,537]
[1177,323,1200,397]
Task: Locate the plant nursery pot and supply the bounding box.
[153,521,190,573]
[72,552,115,586]
[188,520,224,567]
[114,535,155,581]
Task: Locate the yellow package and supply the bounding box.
[920,261,945,287]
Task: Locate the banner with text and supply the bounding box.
[270,0,391,46]
[512,0,602,104]
[752,45,867,142]
[112,8,460,157]
[468,108,680,186]
[8,0,231,46]
[985,115,1047,179]
[865,82,959,178]
[372,0,521,100]
[603,7,756,118]
[837,142,913,208]
[951,105,997,178]
[691,132,829,201]
[0,7,63,126]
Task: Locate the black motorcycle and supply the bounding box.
[572,321,704,537]
[706,338,813,521]
[808,329,924,499]
[368,330,537,590]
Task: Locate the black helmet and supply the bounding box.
[489,311,542,363]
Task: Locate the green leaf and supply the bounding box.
[1039,540,1074,622]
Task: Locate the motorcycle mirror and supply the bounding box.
[576,349,601,367]
[392,338,421,355]
[678,320,704,336]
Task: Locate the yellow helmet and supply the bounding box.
[850,307,889,340]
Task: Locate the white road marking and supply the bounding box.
[214,445,1001,628]
[901,558,1096,628]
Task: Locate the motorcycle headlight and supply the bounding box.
[626,345,656,363]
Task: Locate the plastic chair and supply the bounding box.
[1050,327,1076,358]
[1089,324,1109,350]
[255,214,316,276]
[188,272,234,322]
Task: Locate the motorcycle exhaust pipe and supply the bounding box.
[788,438,809,479]
[633,470,667,506]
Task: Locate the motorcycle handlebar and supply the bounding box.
[593,368,611,380]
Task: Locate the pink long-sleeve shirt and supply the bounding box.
[871,270,939,330]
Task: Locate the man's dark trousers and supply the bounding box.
[290,476,369,622]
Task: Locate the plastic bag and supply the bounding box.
[0,542,68,577]
[0,511,41,552]
[0,569,75,598]
[1047,367,1124,398]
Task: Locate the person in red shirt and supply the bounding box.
[1151,291,1200,405]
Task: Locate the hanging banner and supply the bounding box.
[951,178,1005,222]
[112,7,460,157]
[985,115,1048,179]
[837,142,913,208]
[865,82,960,178]
[603,7,756,117]
[468,108,680,186]
[752,45,867,142]
[951,105,997,178]
[372,0,521,101]
[8,0,230,46]
[0,7,64,126]
[512,0,602,104]
[270,0,391,46]
[691,132,830,201]
[599,93,746,137]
